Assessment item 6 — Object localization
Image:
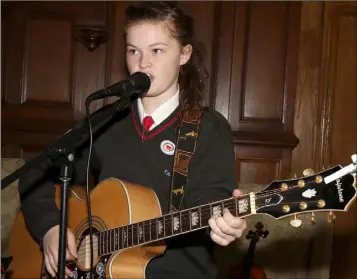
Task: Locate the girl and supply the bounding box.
[19,2,247,279]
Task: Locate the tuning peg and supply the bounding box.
[261,230,270,238]
[290,214,302,228]
[246,230,254,239]
[352,154,357,164]
[311,212,316,225]
[303,168,315,176]
[327,211,336,223]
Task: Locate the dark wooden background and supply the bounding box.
[2,1,356,278]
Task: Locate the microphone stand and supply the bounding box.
[57,149,74,279]
[1,96,132,279]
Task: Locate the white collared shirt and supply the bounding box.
[137,89,179,131]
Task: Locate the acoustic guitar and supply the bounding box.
[9,157,357,279]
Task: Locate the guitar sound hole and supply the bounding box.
[65,226,110,279]
[77,231,100,269]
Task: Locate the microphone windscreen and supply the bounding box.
[129,72,151,94]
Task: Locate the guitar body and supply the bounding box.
[9,178,166,279]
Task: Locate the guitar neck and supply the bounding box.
[98,193,256,256]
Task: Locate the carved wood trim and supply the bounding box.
[233,131,299,147]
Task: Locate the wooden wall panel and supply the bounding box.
[236,158,280,185]
[214,1,301,182]
[25,17,73,104]
[1,2,109,157]
[103,1,129,106]
[214,1,300,135]
[235,145,292,184]
[242,3,288,120]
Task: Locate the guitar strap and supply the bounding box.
[169,106,204,213]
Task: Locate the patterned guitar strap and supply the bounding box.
[169,106,204,213]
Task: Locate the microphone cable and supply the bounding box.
[82,72,150,278]
[85,102,95,279]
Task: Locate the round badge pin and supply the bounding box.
[160,140,175,155]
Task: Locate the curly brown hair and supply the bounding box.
[124,1,209,111]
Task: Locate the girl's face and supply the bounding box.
[126,21,192,100]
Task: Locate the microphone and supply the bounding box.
[85,72,150,107]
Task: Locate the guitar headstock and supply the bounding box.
[255,155,357,221]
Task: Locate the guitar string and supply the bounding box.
[72,181,317,258]
[74,181,308,244]
[72,199,320,261]
[73,200,239,258]
[72,181,318,259]
[72,202,239,260]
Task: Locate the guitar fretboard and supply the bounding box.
[98,194,255,256]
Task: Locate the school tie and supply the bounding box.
[142,116,154,132]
